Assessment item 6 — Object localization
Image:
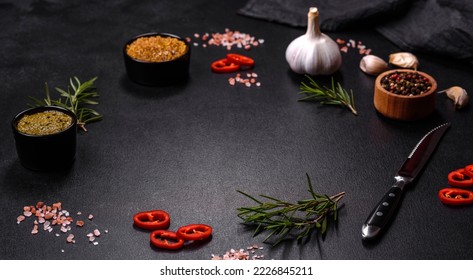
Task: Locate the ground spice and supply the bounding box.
[381,71,432,96]
[126,36,187,62]
[16,110,73,136]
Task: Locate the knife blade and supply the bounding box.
[361,123,450,240]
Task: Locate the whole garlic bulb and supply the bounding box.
[360,55,389,76]
[285,7,342,75]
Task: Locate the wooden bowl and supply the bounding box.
[374,69,437,121]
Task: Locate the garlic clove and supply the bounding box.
[389,52,419,70]
[285,7,342,76]
[359,55,389,76]
[438,86,469,109]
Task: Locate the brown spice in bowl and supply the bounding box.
[126,35,187,62]
[16,110,73,136]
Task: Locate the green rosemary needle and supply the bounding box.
[298,75,358,115]
[237,174,345,246]
[29,76,102,132]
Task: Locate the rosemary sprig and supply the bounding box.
[237,174,345,246]
[298,75,358,115]
[29,76,102,132]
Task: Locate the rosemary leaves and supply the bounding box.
[237,174,345,246]
[298,75,357,115]
[29,77,102,132]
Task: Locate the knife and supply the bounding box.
[361,123,450,240]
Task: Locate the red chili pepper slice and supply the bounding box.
[447,169,473,188]
[226,53,255,67]
[150,230,184,250]
[463,164,473,179]
[133,210,170,230]
[439,188,473,206]
[176,224,212,241]
[211,58,240,73]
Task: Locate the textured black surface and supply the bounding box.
[239,0,473,62]
[1,0,473,260]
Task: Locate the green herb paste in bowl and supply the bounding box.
[16,110,73,136]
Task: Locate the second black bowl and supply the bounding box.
[123,32,191,86]
[12,106,77,171]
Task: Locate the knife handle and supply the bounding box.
[362,176,409,240]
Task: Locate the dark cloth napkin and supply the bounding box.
[238,0,473,63]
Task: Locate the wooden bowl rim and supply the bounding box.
[375,69,437,99]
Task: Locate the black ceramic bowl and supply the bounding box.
[12,106,77,171]
[123,32,191,86]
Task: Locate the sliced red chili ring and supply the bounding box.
[447,169,473,188]
[226,53,255,67]
[133,210,170,230]
[211,58,240,73]
[463,164,473,178]
[150,230,184,250]
[439,188,473,206]
[176,224,212,241]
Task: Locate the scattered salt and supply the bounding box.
[16,201,106,248]
[211,244,265,260]
[188,29,264,51]
[336,38,372,56]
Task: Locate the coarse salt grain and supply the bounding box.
[44,212,54,220]
[43,221,51,231]
[31,224,38,235]
[17,215,26,224]
[52,202,61,210]
[66,234,75,243]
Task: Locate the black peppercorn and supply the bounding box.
[381,71,432,96]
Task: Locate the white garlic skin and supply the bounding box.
[439,86,469,109]
[359,55,389,76]
[285,7,342,76]
[389,52,419,70]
